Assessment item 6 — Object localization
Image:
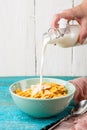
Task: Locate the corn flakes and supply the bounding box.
[14,82,67,99]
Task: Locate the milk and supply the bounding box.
[40,25,80,85]
[31,38,49,95]
[40,40,48,85]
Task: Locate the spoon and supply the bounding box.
[42,100,87,130]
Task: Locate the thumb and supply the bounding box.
[78,19,87,44]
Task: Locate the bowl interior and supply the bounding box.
[10,78,76,99]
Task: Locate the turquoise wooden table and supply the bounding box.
[0,76,77,130]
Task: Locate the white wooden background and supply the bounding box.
[0,0,87,76]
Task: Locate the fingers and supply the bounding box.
[51,4,82,28]
[78,19,87,43]
[51,9,76,28]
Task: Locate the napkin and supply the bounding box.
[54,112,87,130]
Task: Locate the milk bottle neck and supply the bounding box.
[43,24,70,44]
[43,24,82,47]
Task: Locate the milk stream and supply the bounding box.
[32,39,48,96]
[40,39,48,85]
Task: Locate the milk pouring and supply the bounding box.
[31,18,87,95]
[43,18,87,47]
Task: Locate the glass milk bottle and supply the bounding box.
[43,18,87,47]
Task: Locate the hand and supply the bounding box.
[51,0,87,43]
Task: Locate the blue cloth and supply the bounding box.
[0,76,77,130]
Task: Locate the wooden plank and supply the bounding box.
[0,0,35,76]
[36,0,73,76]
[72,0,87,76]
[72,44,87,76]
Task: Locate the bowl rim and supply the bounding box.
[9,77,76,101]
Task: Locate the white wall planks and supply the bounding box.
[0,0,86,76]
[0,0,35,76]
[71,0,87,76]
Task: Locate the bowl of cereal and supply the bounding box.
[9,78,75,118]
